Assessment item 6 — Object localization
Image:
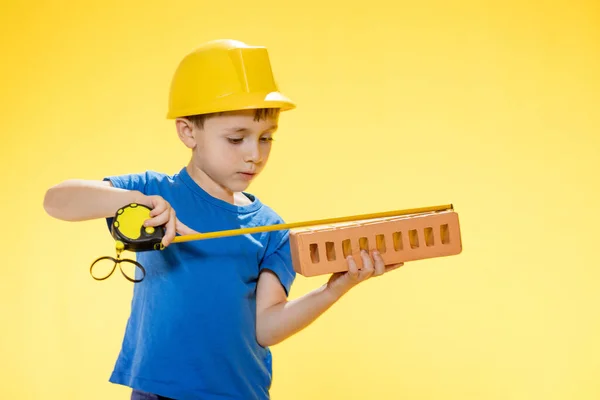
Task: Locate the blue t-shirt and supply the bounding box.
[104,167,296,400]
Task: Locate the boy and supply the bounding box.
[43,39,402,400]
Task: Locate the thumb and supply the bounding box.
[176,219,199,236]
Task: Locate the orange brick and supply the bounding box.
[289,210,462,276]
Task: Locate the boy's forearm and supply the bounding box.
[43,179,147,221]
[257,284,347,347]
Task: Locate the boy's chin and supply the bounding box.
[227,179,252,192]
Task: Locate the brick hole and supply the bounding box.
[376,234,387,253]
[326,242,336,261]
[440,224,450,244]
[359,237,369,252]
[409,229,420,249]
[342,239,352,258]
[424,227,434,247]
[393,232,403,251]
[310,243,320,263]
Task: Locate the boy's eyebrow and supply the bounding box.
[224,125,278,133]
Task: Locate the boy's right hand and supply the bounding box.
[141,195,194,247]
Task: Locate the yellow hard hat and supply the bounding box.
[166,39,295,119]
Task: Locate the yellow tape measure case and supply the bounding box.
[111,203,166,252]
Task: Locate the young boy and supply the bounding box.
[43,39,402,400]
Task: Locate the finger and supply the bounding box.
[385,262,404,273]
[346,256,359,281]
[358,250,374,280]
[149,197,168,217]
[176,219,199,236]
[162,208,177,247]
[372,250,386,277]
[145,210,170,227]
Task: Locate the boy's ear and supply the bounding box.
[175,118,197,149]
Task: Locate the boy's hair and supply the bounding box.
[186,108,280,129]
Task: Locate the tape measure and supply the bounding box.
[89,203,166,282]
[111,203,166,252]
[91,202,454,283]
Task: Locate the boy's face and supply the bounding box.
[177,109,279,200]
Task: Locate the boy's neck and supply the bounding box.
[185,163,252,206]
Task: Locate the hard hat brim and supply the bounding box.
[167,91,295,119]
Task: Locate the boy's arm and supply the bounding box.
[43,179,181,246]
[43,179,148,221]
[255,250,403,347]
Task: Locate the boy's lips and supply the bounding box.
[238,171,256,179]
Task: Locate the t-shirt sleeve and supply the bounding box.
[103,172,148,193]
[259,229,296,297]
[103,171,149,232]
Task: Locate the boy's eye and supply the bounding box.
[227,137,274,144]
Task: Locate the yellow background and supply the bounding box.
[2,0,599,399]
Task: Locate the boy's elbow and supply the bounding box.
[256,329,269,348]
[256,332,280,348]
[43,187,60,218]
[43,185,73,220]
[256,322,284,348]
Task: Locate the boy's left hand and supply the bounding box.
[326,250,403,299]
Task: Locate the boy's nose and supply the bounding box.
[244,144,262,163]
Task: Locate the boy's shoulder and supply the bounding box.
[140,169,177,181]
[106,169,176,183]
